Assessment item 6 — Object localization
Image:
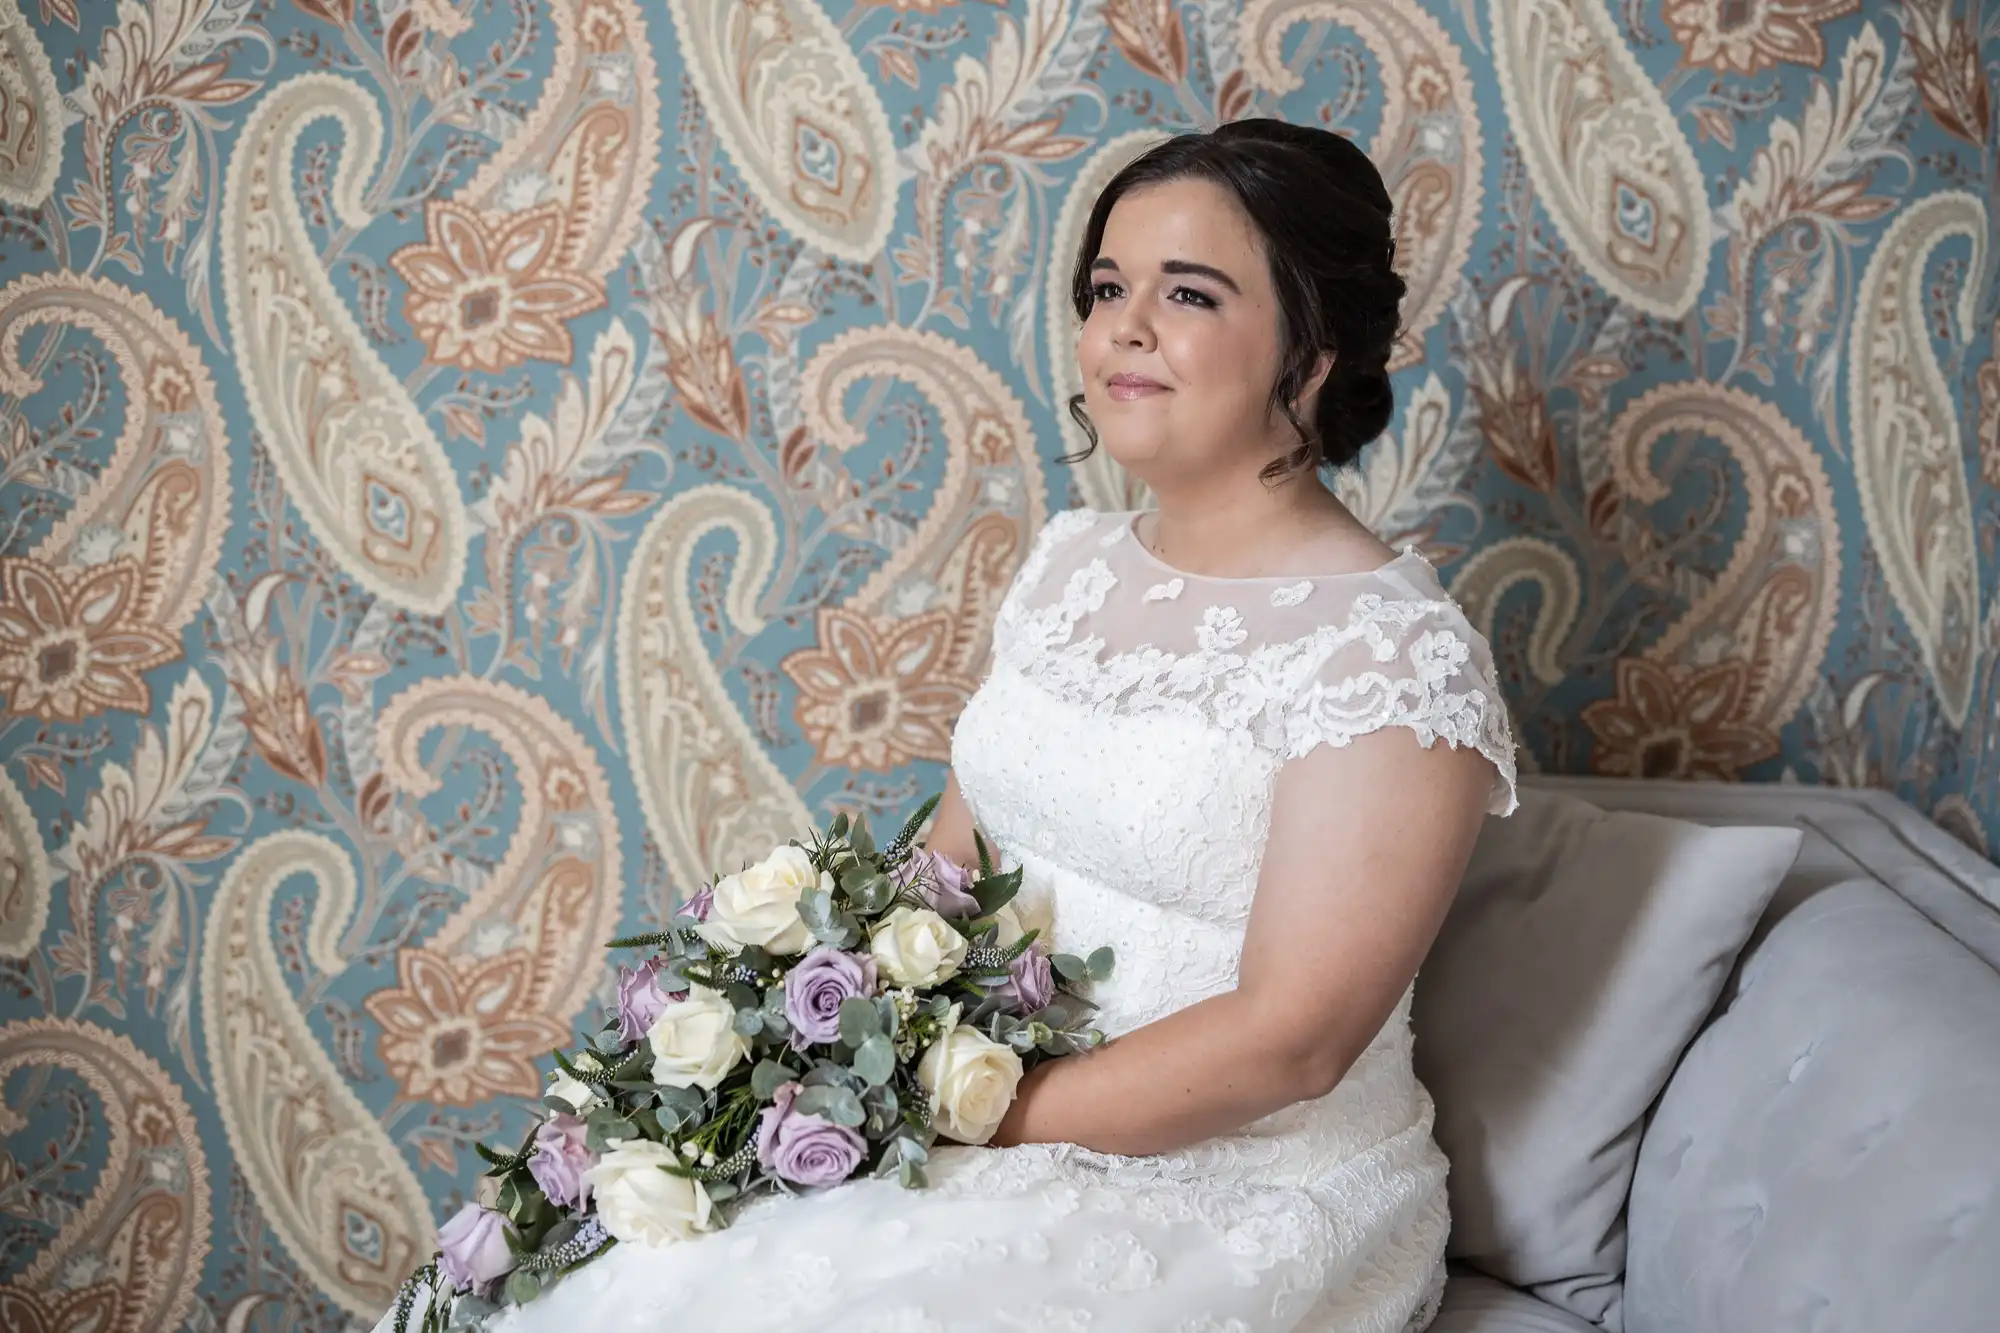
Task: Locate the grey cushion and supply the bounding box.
[1624,878,2000,1333]
[1433,1266,1599,1332]
[1414,789,1802,1327]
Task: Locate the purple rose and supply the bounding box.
[992,947,1054,1015]
[681,883,715,922]
[436,1202,516,1292]
[783,946,877,1046]
[756,1081,867,1188]
[893,848,980,918]
[527,1112,596,1209]
[616,957,676,1042]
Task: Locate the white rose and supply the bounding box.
[917,1008,1025,1145]
[695,845,826,955]
[645,985,748,1090]
[546,1053,604,1115]
[869,906,968,987]
[584,1141,714,1247]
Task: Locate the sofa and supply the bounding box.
[1423,775,2000,1333]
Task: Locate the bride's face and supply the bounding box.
[1076,176,1292,485]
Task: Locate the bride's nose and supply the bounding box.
[1112,299,1155,352]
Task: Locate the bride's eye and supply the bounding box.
[1170,286,1217,309]
[1090,280,1124,304]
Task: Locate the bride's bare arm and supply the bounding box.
[923,771,982,869]
[987,727,1494,1156]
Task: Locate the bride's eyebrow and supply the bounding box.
[1090,256,1242,296]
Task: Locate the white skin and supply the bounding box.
[928,176,1495,1154]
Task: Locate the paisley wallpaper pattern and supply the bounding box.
[0,0,1995,1327]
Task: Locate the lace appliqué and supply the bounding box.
[1269,580,1313,608]
[1144,578,1185,603]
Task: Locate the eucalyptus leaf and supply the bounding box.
[794,1085,838,1118]
[830,812,851,840]
[849,816,875,861]
[504,1270,542,1306]
[705,1181,739,1204]
[825,1086,867,1128]
[862,1083,901,1134]
[838,995,880,1045]
[873,995,900,1039]
[725,982,760,1012]
[1086,946,1115,981]
[851,872,894,914]
[1049,953,1088,983]
[827,911,863,949]
[733,1008,765,1037]
[591,1029,625,1055]
[854,1033,895,1087]
[752,1059,797,1100]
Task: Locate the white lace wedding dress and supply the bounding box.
[446,506,1519,1333]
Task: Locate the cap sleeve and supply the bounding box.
[1283,589,1519,816]
[993,507,1103,646]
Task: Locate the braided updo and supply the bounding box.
[1065,119,1406,479]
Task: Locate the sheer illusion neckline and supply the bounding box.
[1119,511,1427,586]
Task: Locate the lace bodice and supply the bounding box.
[954,508,1517,1038]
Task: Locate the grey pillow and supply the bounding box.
[1412,787,1802,1329]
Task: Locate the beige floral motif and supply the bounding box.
[783,608,978,769]
[409,0,472,37]
[0,1019,213,1333]
[1583,658,1780,781]
[1663,0,1859,75]
[391,200,606,372]
[364,947,571,1104]
[0,558,180,721]
[1978,330,2000,487]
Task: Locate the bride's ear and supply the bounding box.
[1291,349,1336,415]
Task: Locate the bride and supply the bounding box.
[399,117,1517,1333]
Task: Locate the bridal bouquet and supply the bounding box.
[386,797,1114,1332]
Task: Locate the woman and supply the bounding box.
[485,119,1515,1332]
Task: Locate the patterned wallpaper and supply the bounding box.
[0,0,1995,1327]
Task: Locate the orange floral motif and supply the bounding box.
[390,200,606,373]
[363,948,571,1105]
[0,558,180,721]
[782,607,978,770]
[1662,0,1859,75]
[1582,657,1781,781]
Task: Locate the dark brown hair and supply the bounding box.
[1064,118,1406,481]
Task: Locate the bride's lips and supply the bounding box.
[1104,373,1170,401]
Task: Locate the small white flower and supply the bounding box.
[1143,578,1184,603]
[1268,580,1313,609]
[1066,561,1116,616]
[1194,606,1247,653]
[1408,630,1471,683]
